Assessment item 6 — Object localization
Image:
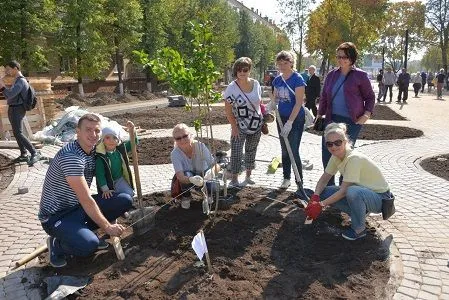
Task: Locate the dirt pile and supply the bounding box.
[55,91,160,108]
[40,187,391,299]
[0,154,14,191]
[137,137,230,165]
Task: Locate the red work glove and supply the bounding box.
[310,194,320,203]
[305,201,322,219]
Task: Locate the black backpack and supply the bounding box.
[18,77,37,111]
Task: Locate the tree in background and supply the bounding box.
[426,0,449,74]
[373,1,426,71]
[422,46,444,72]
[0,0,59,72]
[54,0,111,96]
[139,0,238,90]
[277,0,315,70]
[104,0,143,95]
[305,0,387,75]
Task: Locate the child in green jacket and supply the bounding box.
[95,121,137,199]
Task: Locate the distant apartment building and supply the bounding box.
[226,0,280,32]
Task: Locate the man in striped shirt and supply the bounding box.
[38,113,133,267]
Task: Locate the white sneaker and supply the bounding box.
[280,179,291,189]
[181,198,191,209]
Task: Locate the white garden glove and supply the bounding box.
[204,168,215,180]
[280,120,293,137]
[189,175,204,187]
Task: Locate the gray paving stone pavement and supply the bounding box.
[1,88,449,299]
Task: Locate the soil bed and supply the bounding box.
[40,187,390,299]
[371,105,407,121]
[111,106,229,130]
[306,123,423,140]
[55,91,160,108]
[137,137,230,165]
[0,154,14,191]
[420,154,449,181]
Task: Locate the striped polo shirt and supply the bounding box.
[38,140,96,222]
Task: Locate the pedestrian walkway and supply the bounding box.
[1,89,449,299]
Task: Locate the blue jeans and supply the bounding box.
[8,105,36,156]
[277,112,305,181]
[114,177,134,197]
[319,185,385,232]
[322,114,362,185]
[41,193,133,257]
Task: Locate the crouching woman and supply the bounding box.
[170,123,221,209]
[305,122,394,241]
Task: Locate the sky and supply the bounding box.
[241,0,425,25]
[240,0,425,59]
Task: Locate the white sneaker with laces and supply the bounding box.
[280,179,291,189]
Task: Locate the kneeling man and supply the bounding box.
[38,113,133,267]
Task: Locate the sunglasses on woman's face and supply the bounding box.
[325,139,343,148]
[336,55,349,60]
[174,134,189,141]
[237,68,250,73]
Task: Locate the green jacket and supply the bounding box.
[95,141,134,194]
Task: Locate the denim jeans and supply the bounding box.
[277,112,305,181]
[114,177,134,197]
[41,193,133,257]
[319,185,384,232]
[8,105,36,156]
[321,114,362,185]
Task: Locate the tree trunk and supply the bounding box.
[76,23,84,97]
[115,37,124,95]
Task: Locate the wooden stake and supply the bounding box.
[200,230,212,273]
[14,244,47,269]
[112,236,125,260]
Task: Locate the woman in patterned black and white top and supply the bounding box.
[223,57,263,186]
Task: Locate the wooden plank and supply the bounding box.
[0,140,42,149]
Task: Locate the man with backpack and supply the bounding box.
[0,61,40,166]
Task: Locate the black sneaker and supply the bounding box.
[13,155,29,163]
[28,152,41,166]
[97,239,109,250]
[47,237,67,268]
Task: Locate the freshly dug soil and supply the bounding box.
[0,154,14,191]
[137,137,231,165]
[39,187,391,299]
[56,91,159,108]
[111,106,229,130]
[371,105,407,121]
[358,124,423,140]
[307,124,423,140]
[420,154,449,181]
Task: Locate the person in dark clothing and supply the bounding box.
[0,61,40,166]
[397,68,410,103]
[420,71,427,93]
[305,65,320,117]
[437,69,445,99]
[376,69,384,102]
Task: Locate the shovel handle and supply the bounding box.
[129,129,143,206]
